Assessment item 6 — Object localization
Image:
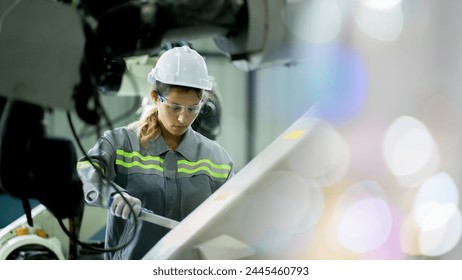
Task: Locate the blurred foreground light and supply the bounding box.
[382,116,439,188]
[283,120,350,188]
[359,0,402,10]
[417,205,461,257]
[282,0,343,43]
[295,178,325,233]
[337,197,392,253]
[332,181,392,254]
[414,202,458,232]
[413,173,461,257]
[414,172,459,217]
[400,173,462,257]
[303,45,367,123]
[354,0,404,41]
[400,211,420,256]
[233,170,322,253]
[346,119,388,178]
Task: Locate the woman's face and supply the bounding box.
[153,87,202,137]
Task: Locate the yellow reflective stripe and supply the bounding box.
[77,161,104,173]
[177,159,231,179]
[115,159,164,172]
[76,161,91,169]
[116,149,164,171]
[178,166,229,179]
[177,159,231,171]
[116,149,164,163]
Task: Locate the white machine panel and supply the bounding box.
[143,108,349,259]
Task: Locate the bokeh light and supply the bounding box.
[359,0,402,10]
[418,205,461,257]
[337,197,392,253]
[330,181,393,254]
[413,173,462,257]
[301,44,367,124]
[400,172,462,257]
[400,210,421,256]
[233,170,319,253]
[354,0,404,41]
[346,119,389,179]
[295,178,325,233]
[413,172,459,218]
[360,204,406,259]
[283,120,349,188]
[382,116,439,188]
[282,0,343,43]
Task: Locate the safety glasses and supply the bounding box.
[158,94,203,115]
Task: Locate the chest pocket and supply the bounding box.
[179,174,212,216]
[177,158,231,216]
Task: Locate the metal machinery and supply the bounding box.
[0,205,67,260]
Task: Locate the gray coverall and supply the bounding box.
[77,126,234,259]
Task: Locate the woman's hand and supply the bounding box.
[109,192,142,220]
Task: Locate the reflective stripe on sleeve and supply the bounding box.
[77,160,104,174]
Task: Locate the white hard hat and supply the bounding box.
[147,45,212,90]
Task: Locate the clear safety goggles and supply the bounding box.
[158,94,203,115]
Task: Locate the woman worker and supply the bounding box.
[77,45,234,259]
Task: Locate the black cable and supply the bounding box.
[62,111,140,254]
[21,197,33,227]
